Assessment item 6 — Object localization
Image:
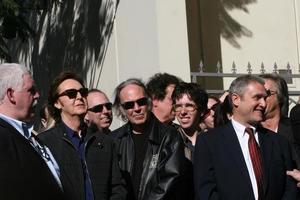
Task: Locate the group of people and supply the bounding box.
[1,62,300,200]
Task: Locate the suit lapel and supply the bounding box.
[222,123,253,190]
[257,126,272,195]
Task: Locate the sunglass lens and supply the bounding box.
[105,103,112,110]
[122,101,135,110]
[79,88,88,97]
[91,104,104,113]
[65,89,78,99]
[136,97,148,106]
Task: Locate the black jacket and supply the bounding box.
[111,115,187,200]
[38,122,127,200]
[0,118,65,200]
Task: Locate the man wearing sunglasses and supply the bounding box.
[38,72,126,200]
[0,63,65,199]
[111,78,186,200]
[85,89,113,134]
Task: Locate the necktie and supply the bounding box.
[22,123,50,160]
[22,123,30,138]
[245,127,264,200]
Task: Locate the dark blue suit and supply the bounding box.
[194,122,298,200]
[0,118,65,200]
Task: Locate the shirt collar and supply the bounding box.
[231,117,257,138]
[0,113,33,138]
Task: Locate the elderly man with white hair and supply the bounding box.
[0,63,65,200]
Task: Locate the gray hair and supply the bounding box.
[259,73,289,117]
[113,78,151,121]
[0,63,30,101]
[228,75,265,109]
[229,75,265,96]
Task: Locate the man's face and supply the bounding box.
[175,94,200,130]
[85,92,113,130]
[152,84,175,124]
[202,98,218,129]
[54,79,87,120]
[14,73,39,122]
[232,82,267,126]
[264,79,279,118]
[120,84,149,127]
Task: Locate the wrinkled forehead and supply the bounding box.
[57,79,83,93]
[120,84,147,101]
[88,92,109,106]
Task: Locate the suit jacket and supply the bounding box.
[0,118,65,200]
[194,122,298,200]
[290,104,300,159]
[38,122,127,200]
[277,118,300,168]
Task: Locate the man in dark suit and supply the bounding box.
[0,63,65,199]
[194,75,298,200]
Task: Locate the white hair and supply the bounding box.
[0,63,30,101]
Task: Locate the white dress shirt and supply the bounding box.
[231,118,260,200]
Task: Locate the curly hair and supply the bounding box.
[146,73,181,100]
[171,82,208,115]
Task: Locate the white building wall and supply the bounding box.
[92,0,191,129]
[221,0,300,96]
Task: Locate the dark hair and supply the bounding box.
[259,73,289,117]
[48,72,85,121]
[146,73,181,100]
[171,82,208,115]
[213,96,231,127]
[113,78,150,121]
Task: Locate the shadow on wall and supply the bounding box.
[8,0,119,102]
[219,0,255,48]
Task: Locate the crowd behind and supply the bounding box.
[1,62,300,200]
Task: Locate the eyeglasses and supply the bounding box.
[27,86,38,95]
[56,88,88,99]
[266,89,277,97]
[121,97,148,110]
[88,102,112,113]
[173,103,197,113]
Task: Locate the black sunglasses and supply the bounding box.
[57,88,88,99]
[88,102,112,113]
[121,97,148,110]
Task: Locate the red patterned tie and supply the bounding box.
[245,127,264,200]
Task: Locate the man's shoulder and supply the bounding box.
[38,124,63,143]
[110,123,129,139]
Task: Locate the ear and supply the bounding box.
[231,93,241,107]
[54,100,62,110]
[6,88,16,104]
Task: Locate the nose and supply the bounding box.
[34,91,40,99]
[260,97,267,108]
[133,102,141,110]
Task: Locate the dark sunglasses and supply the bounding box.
[56,88,88,99]
[121,97,148,110]
[88,102,112,113]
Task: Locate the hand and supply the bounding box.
[219,91,229,103]
[287,169,300,187]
